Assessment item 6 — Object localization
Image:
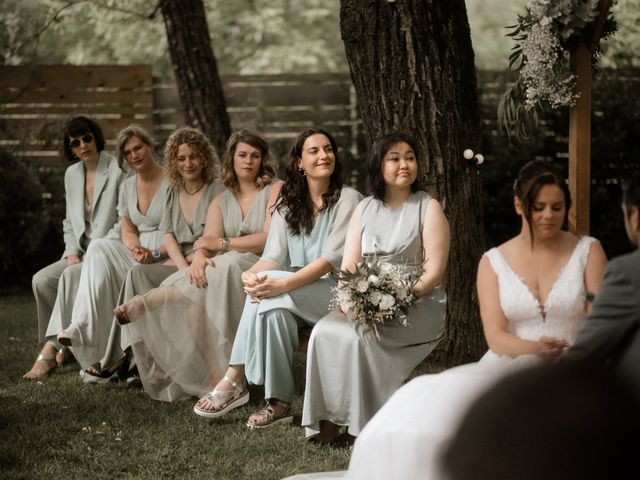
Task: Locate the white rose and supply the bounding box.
[379,294,396,310]
[368,274,379,285]
[356,280,369,293]
[379,262,394,274]
[369,290,382,306]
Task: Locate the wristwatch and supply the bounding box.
[220,237,230,253]
[152,249,162,261]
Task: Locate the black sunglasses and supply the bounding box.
[69,134,94,149]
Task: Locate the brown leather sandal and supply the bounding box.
[246,400,293,429]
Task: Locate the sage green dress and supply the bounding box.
[100,181,223,368]
[60,175,171,370]
[229,186,362,403]
[125,184,275,401]
[302,191,447,437]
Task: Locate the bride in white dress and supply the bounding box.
[288,160,607,480]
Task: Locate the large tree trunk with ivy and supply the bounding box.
[160,0,231,155]
[340,0,486,365]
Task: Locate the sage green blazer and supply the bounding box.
[62,150,127,258]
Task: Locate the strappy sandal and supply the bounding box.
[23,352,57,380]
[81,355,130,384]
[193,375,249,418]
[246,400,293,429]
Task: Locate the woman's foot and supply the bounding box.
[308,420,341,444]
[82,355,129,384]
[193,374,249,418]
[246,400,293,429]
[57,328,75,347]
[23,342,58,380]
[55,346,75,368]
[114,295,145,325]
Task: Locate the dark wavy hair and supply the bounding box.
[221,130,276,193]
[514,160,571,242]
[62,116,105,162]
[164,127,219,187]
[621,172,640,214]
[277,128,343,235]
[115,124,156,172]
[367,131,424,201]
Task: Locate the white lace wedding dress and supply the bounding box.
[287,236,595,480]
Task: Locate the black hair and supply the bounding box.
[621,172,640,215]
[62,116,105,162]
[367,131,423,201]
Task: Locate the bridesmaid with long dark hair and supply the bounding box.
[193,128,362,428]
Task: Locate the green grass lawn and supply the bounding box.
[0,288,441,479]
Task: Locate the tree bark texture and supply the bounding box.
[340,0,486,365]
[160,0,231,155]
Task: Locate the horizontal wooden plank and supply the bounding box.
[0,89,153,104]
[153,84,351,109]
[0,118,153,140]
[0,105,154,115]
[0,65,153,89]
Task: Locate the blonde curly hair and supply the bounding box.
[163,127,219,187]
[221,130,276,193]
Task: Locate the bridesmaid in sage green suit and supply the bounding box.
[112,130,282,401]
[193,128,361,428]
[56,125,170,371]
[82,127,224,382]
[25,116,126,380]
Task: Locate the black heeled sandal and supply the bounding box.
[81,355,130,384]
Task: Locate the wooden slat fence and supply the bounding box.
[0,66,363,178]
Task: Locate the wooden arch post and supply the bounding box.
[568,0,612,235]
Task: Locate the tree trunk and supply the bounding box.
[340,0,486,365]
[160,0,231,155]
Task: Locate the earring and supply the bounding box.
[298,167,307,177]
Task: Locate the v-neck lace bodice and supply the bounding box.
[485,236,596,344]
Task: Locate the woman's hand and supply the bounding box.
[66,255,81,266]
[536,336,569,361]
[186,250,213,287]
[243,275,287,301]
[132,246,154,264]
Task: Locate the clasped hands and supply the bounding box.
[537,336,569,361]
[241,272,286,302]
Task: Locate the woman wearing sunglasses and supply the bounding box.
[25,116,126,379]
[54,125,173,372]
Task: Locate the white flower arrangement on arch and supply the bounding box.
[497,0,615,141]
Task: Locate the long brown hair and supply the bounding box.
[220,130,276,193]
[277,128,343,235]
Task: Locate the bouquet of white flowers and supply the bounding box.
[333,256,423,341]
